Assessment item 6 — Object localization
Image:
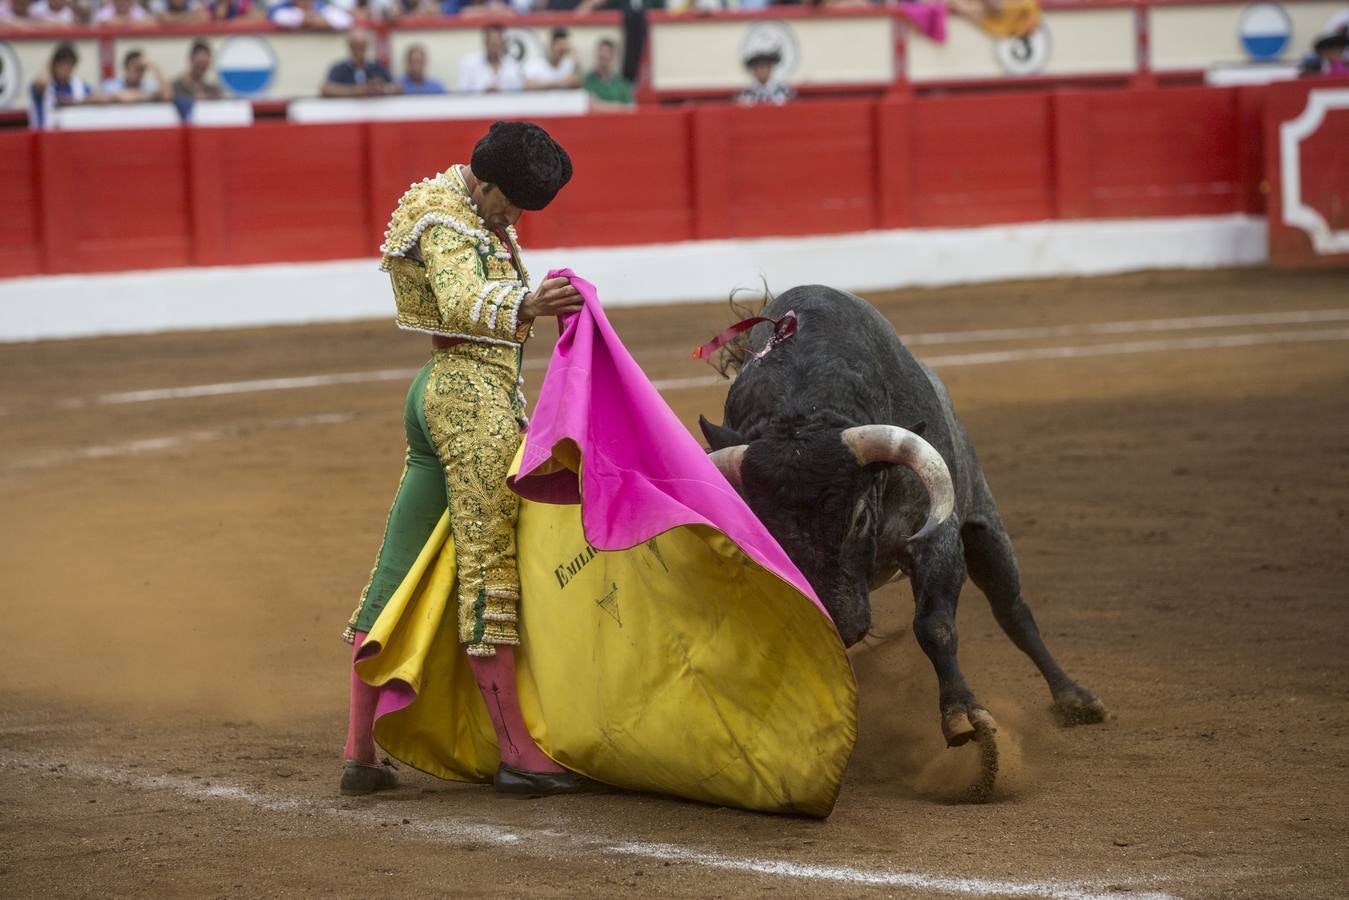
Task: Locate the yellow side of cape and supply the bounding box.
[356,465,858,817]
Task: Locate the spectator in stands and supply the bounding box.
[0,0,43,24]
[152,0,207,22]
[325,0,409,19]
[0,0,43,27]
[27,0,78,24]
[1301,11,1349,76]
[29,42,91,130]
[737,49,794,106]
[271,0,353,30]
[553,0,660,11]
[455,0,514,16]
[458,24,526,94]
[322,27,398,96]
[399,44,446,94]
[525,27,582,90]
[208,0,263,18]
[95,0,152,24]
[172,39,223,99]
[582,37,633,107]
[102,49,172,102]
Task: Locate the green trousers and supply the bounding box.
[346,344,524,656]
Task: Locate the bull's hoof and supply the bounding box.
[942,711,975,747]
[1051,686,1107,726]
[967,714,999,803]
[942,707,998,748]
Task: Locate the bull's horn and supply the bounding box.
[841,425,955,542]
[707,445,748,486]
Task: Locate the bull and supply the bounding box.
[699,285,1105,752]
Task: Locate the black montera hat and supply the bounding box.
[1314,28,1348,53]
[744,49,782,68]
[470,121,573,211]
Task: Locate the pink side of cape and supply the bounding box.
[901,2,948,42]
[511,269,826,616]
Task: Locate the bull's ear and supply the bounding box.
[699,415,746,451]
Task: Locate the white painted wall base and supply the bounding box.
[1,215,1268,343]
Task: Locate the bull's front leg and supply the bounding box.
[909,520,996,747]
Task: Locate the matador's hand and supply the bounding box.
[519,276,583,323]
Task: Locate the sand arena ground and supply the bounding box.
[1,268,1346,898]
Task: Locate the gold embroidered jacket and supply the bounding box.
[379,167,532,347]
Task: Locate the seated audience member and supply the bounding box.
[369,0,433,15]
[455,0,513,15]
[1301,12,1349,76]
[172,39,224,99]
[582,38,633,107]
[549,0,661,10]
[322,28,398,96]
[399,44,446,94]
[457,24,525,93]
[0,0,42,27]
[270,0,353,30]
[102,49,172,102]
[27,0,78,23]
[152,0,207,21]
[95,0,152,24]
[526,27,582,89]
[737,49,794,106]
[30,42,92,130]
[209,0,263,18]
[326,0,406,16]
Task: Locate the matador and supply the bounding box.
[340,121,594,796]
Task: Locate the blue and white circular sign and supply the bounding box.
[0,41,22,108]
[1238,3,1292,61]
[217,36,277,97]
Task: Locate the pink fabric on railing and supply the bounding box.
[510,269,825,616]
[900,1,948,43]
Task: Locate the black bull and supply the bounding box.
[699,285,1106,747]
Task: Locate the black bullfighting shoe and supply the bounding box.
[340,758,399,796]
[494,762,611,797]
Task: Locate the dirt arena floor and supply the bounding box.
[1,268,1347,899]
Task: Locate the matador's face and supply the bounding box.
[474,183,523,232]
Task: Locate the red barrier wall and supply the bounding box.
[0,133,41,278]
[189,123,373,266]
[882,93,1056,229]
[38,128,194,273]
[1060,86,1247,219]
[1264,77,1349,269]
[0,85,1270,280]
[692,101,879,240]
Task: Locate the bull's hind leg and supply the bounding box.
[908,520,996,747]
[961,514,1106,725]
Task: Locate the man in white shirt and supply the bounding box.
[27,0,77,23]
[524,27,581,90]
[457,24,525,94]
[269,0,353,31]
[101,49,172,103]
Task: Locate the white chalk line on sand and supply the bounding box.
[922,327,1349,368]
[6,412,359,472]
[2,755,1178,900]
[901,307,1349,346]
[8,324,1349,472]
[46,308,1349,411]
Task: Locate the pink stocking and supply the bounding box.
[468,646,564,773]
[343,631,379,764]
